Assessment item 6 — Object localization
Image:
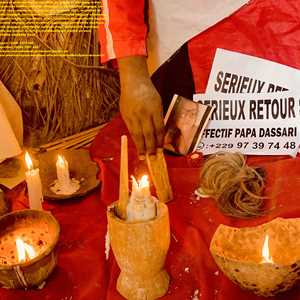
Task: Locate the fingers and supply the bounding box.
[126,118,146,159]
[152,113,165,148]
[126,114,165,158]
[141,118,156,156]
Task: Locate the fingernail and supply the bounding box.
[139,155,146,161]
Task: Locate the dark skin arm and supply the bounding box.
[118,55,165,158]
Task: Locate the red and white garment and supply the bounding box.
[99,0,300,93]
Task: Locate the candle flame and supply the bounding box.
[139,175,149,189]
[57,155,66,166]
[16,238,36,263]
[131,175,149,191]
[25,152,33,170]
[261,234,273,263]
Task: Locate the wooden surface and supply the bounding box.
[116,135,129,220]
[146,149,173,203]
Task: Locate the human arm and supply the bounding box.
[118,56,164,157]
[99,1,164,157]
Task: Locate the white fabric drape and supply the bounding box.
[0,81,23,163]
[146,0,249,74]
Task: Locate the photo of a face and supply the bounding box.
[164,95,210,155]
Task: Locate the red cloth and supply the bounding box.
[90,115,300,300]
[1,115,300,299]
[188,0,300,93]
[99,0,147,62]
[1,187,109,300]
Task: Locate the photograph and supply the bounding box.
[164,95,213,155]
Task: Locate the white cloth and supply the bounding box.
[146,0,249,74]
[0,81,23,163]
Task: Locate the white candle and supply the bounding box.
[127,175,156,222]
[25,152,43,210]
[50,154,80,195]
[56,155,71,187]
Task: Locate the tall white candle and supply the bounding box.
[25,152,43,210]
[56,155,71,187]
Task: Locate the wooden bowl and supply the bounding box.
[107,202,170,300]
[210,218,300,296]
[0,209,60,289]
[38,149,100,200]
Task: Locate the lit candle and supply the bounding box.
[261,234,273,264]
[16,238,36,263]
[25,152,43,210]
[131,175,151,198]
[127,175,156,222]
[50,154,80,195]
[56,155,71,187]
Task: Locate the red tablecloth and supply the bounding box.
[2,115,300,300]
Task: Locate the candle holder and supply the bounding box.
[107,201,170,300]
[39,149,100,200]
[210,217,300,297]
[0,209,60,289]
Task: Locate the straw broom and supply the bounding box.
[0,0,120,147]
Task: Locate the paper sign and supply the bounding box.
[206,48,300,94]
[193,92,300,156]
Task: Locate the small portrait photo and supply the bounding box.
[163,95,213,155]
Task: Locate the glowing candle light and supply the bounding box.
[56,155,71,187]
[261,234,273,264]
[25,152,43,210]
[131,175,151,198]
[16,238,36,263]
[127,175,156,222]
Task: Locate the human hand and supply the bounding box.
[118,56,164,158]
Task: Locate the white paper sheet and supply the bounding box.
[0,81,23,163]
[206,48,300,93]
[194,92,300,156]
[203,48,300,155]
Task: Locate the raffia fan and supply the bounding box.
[0,0,119,146]
[210,218,300,297]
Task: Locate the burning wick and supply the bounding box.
[16,238,36,263]
[127,175,156,222]
[261,234,273,264]
[25,152,33,170]
[131,175,151,198]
